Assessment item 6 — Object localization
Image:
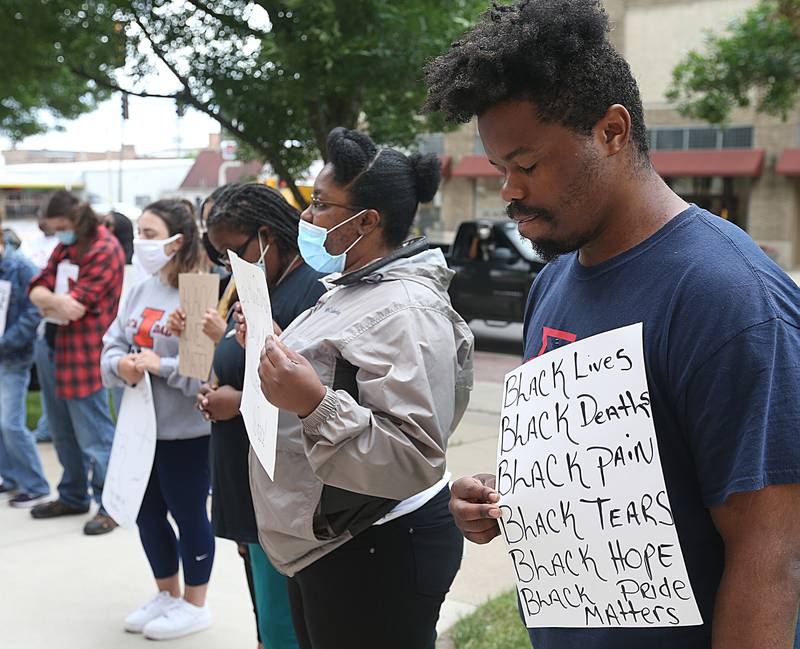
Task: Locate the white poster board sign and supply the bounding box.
[497,323,701,628]
[45,260,80,325]
[0,280,12,337]
[228,250,279,479]
[102,373,157,529]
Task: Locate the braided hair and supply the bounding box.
[206,183,300,257]
[199,183,241,228]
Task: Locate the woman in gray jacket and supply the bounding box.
[101,200,213,641]
[246,128,474,649]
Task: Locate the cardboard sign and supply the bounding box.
[228,250,279,479]
[178,273,220,380]
[497,323,701,628]
[102,373,158,529]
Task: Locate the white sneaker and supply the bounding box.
[143,599,212,640]
[124,592,179,633]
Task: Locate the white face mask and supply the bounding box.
[133,233,182,275]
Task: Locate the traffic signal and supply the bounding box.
[121,94,129,120]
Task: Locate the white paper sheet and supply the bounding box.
[102,373,157,529]
[496,323,702,628]
[44,260,80,325]
[0,280,12,337]
[228,250,279,479]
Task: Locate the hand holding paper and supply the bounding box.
[258,335,326,418]
[166,308,186,336]
[118,355,144,385]
[449,474,502,544]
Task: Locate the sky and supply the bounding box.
[0,95,220,160]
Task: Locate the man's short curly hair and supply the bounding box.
[423,0,649,159]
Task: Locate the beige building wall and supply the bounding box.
[624,0,756,105]
[441,120,479,234]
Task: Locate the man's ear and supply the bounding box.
[595,104,632,158]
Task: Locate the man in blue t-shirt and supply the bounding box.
[424,1,800,648]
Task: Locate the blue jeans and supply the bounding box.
[0,357,49,496]
[34,337,115,509]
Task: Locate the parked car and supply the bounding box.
[435,219,546,325]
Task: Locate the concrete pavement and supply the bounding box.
[0,329,522,649]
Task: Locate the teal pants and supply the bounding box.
[249,543,299,649]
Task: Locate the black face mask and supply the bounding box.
[201,232,225,267]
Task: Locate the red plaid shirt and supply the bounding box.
[30,226,125,399]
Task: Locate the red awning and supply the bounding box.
[451,155,502,178]
[438,154,452,178]
[775,149,800,176]
[650,148,764,177]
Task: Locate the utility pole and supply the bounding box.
[119,93,129,203]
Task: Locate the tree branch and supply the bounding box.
[69,65,178,100]
[131,11,307,205]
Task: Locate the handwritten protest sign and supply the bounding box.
[103,373,157,529]
[178,273,220,379]
[497,323,701,628]
[229,250,278,479]
[0,280,11,337]
[45,260,79,325]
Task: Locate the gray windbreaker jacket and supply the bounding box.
[249,242,474,576]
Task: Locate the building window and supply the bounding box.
[722,127,753,148]
[650,125,753,150]
[688,128,717,149]
[655,129,685,150]
[417,133,444,155]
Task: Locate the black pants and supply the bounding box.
[287,486,463,649]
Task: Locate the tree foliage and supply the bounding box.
[1,0,484,204]
[0,0,124,140]
[667,0,800,124]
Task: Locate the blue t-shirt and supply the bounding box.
[522,205,800,649]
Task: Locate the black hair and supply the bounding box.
[142,199,201,287]
[326,127,441,247]
[199,183,241,228]
[423,0,649,159]
[109,211,134,264]
[206,183,301,257]
[44,189,99,244]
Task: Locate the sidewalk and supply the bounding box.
[0,353,519,649]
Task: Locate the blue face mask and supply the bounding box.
[56,230,76,246]
[297,210,366,274]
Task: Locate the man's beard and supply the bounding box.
[506,202,588,263]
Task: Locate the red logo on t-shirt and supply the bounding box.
[133,308,165,349]
[531,326,577,360]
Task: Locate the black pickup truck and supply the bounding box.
[434,219,546,325]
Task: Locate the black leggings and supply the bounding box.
[137,437,215,586]
[287,486,463,649]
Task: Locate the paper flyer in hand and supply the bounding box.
[228,250,279,479]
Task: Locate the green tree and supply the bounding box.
[0,0,124,141]
[3,1,483,205]
[666,0,800,124]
